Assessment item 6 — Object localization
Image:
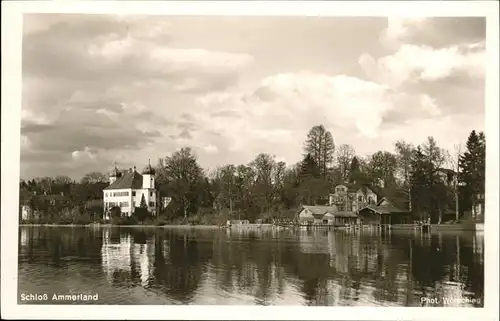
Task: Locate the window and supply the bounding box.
[132,191,136,196]
[119,202,129,207]
[358,196,363,202]
[150,191,153,197]
[112,191,129,197]
[149,201,155,207]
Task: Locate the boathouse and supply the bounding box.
[297,205,358,225]
[358,196,412,225]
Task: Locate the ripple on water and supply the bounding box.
[18,227,484,306]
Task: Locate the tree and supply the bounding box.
[459,130,486,218]
[422,136,448,172]
[297,154,329,205]
[220,164,237,215]
[272,161,287,210]
[80,172,108,184]
[303,125,335,178]
[349,156,361,183]
[422,137,450,224]
[110,206,121,218]
[299,153,320,181]
[410,146,432,221]
[447,144,462,221]
[133,194,149,222]
[234,164,257,215]
[140,194,147,208]
[158,147,204,219]
[336,144,356,182]
[366,151,398,188]
[282,164,300,208]
[394,140,415,188]
[250,153,276,215]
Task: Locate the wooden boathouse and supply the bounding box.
[297,205,358,227]
[358,196,412,226]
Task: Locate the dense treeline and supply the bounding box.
[20,125,485,225]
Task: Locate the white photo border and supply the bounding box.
[2,1,498,320]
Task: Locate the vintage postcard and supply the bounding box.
[1,1,498,320]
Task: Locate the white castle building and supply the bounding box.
[103,162,158,219]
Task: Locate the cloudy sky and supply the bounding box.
[20,14,486,180]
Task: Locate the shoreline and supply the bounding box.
[18,223,221,229]
[18,223,481,232]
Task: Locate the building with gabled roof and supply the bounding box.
[328,183,378,213]
[297,205,358,226]
[103,162,158,219]
[358,192,412,225]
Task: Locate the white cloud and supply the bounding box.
[203,144,219,154]
[362,17,485,88]
[88,35,253,75]
[193,71,442,162]
[21,101,52,125]
[360,43,485,87]
[379,17,427,49]
[71,147,97,161]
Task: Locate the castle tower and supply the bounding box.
[142,159,156,189]
[109,162,122,184]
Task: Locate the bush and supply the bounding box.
[110,216,122,225]
[155,218,168,226]
[133,207,151,223]
[110,206,121,218]
[118,215,138,225]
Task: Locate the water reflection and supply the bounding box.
[100,230,153,287]
[18,227,484,306]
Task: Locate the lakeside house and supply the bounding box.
[103,163,158,219]
[297,205,358,226]
[436,168,457,187]
[358,193,412,225]
[328,183,378,213]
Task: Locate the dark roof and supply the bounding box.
[360,203,409,215]
[301,206,357,218]
[329,211,358,218]
[302,205,339,216]
[104,171,143,190]
[372,188,409,208]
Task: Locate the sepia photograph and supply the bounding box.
[2,1,499,320]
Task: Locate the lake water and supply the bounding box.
[18,226,484,306]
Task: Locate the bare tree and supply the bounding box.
[394,140,415,187]
[303,125,335,178]
[80,172,108,184]
[447,144,463,221]
[335,144,356,182]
